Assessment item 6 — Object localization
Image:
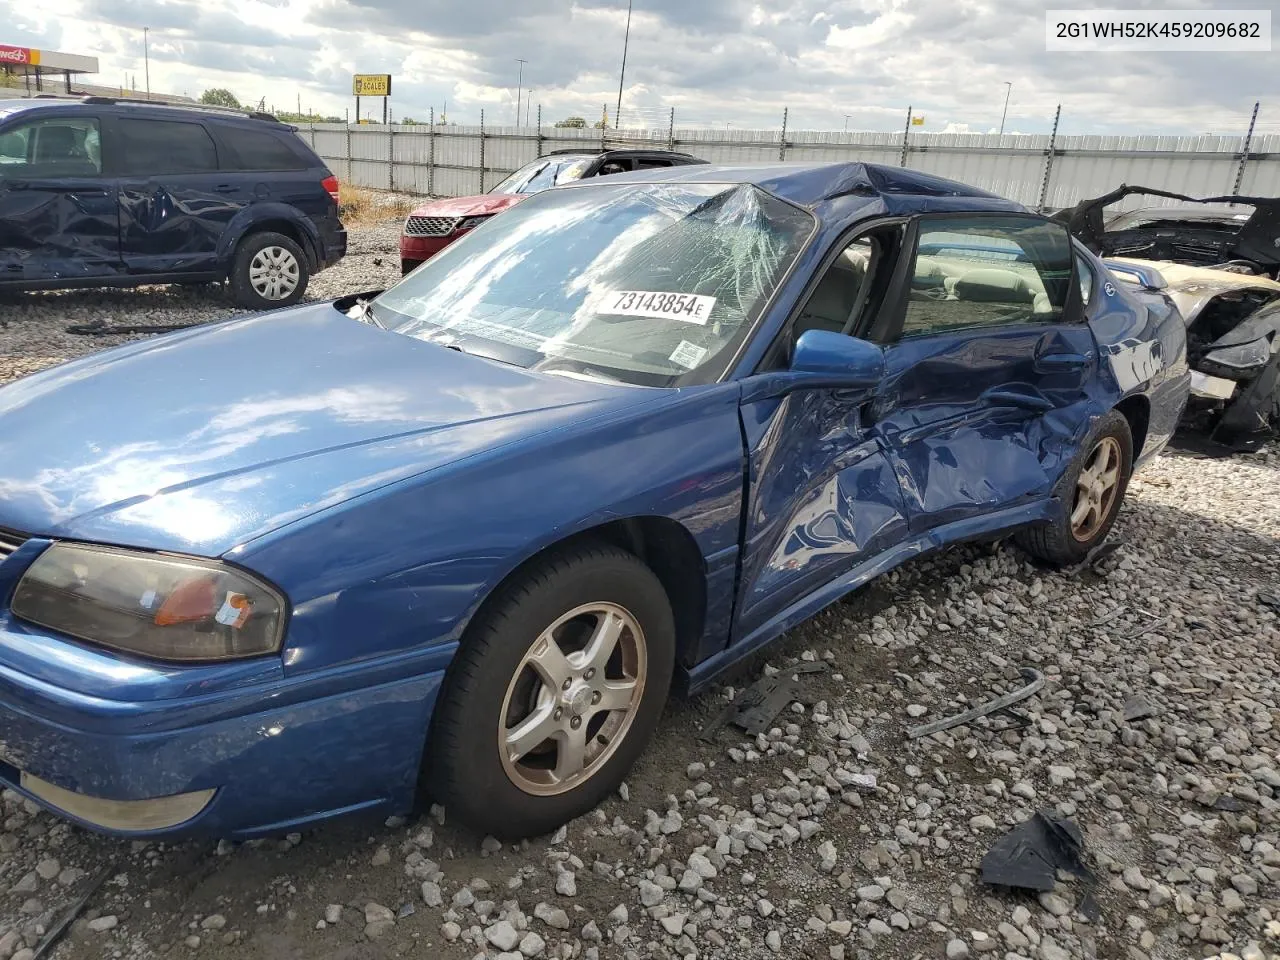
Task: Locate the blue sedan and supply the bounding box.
[0,162,1188,840]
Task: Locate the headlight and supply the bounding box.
[11,544,285,662]
[456,215,492,232]
[1204,336,1274,373]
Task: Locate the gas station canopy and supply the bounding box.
[1,45,99,92]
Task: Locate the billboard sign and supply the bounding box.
[0,45,39,66]
[352,74,391,97]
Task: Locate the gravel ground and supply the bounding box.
[0,222,1277,960]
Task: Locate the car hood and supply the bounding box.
[1109,257,1280,326]
[408,194,525,218]
[0,302,640,556]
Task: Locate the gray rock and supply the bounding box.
[324,904,342,924]
[765,930,782,952]
[200,914,227,931]
[87,915,118,932]
[946,938,970,959]
[441,921,461,941]
[856,884,885,902]
[364,903,395,925]
[534,902,571,930]
[555,871,577,897]
[486,920,520,952]
[34,859,59,881]
[421,881,443,907]
[1038,892,1071,917]
[519,932,546,957]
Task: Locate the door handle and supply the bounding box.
[1035,352,1092,373]
[213,184,237,194]
[983,388,1054,412]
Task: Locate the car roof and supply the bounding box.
[0,97,287,129]
[545,147,701,160]
[561,160,1017,209]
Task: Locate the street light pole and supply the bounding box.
[143,27,150,100]
[999,81,1012,136]
[515,59,526,126]
[615,0,632,129]
[844,114,851,132]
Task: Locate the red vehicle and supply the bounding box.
[399,148,706,273]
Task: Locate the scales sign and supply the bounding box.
[352,74,391,97]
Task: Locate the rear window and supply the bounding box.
[117,118,218,175]
[217,126,308,171]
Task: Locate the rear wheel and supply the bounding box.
[1015,410,1133,566]
[229,232,309,309]
[427,544,674,839]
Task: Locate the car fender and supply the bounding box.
[217,203,323,270]
[231,383,747,679]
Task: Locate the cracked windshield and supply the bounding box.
[373,182,814,385]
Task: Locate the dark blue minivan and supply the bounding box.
[0,96,346,309]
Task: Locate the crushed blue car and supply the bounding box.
[0,162,1190,840]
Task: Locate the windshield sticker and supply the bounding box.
[603,291,717,326]
[669,340,709,369]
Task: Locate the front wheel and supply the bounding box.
[427,544,675,839]
[1015,409,1134,567]
[229,232,310,309]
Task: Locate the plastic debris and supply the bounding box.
[32,865,113,960]
[700,662,826,740]
[907,667,1044,739]
[980,810,1099,919]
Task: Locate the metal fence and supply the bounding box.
[298,112,1280,211]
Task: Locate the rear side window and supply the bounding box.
[0,117,101,177]
[901,215,1074,339]
[117,118,217,175]
[218,126,308,171]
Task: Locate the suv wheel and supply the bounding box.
[229,232,310,310]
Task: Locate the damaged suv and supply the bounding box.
[1060,187,1280,449]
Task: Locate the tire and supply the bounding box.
[428,543,675,840]
[1015,409,1133,567]
[228,232,310,310]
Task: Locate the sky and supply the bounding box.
[3,0,1278,136]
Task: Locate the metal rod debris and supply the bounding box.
[907,667,1045,739]
[32,864,113,960]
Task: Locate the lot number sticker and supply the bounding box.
[604,291,717,325]
[669,340,709,369]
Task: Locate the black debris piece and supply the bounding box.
[1213,795,1246,813]
[699,662,826,740]
[980,811,1099,920]
[32,865,113,960]
[1259,591,1280,614]
[1122,696,1157,722]
[66,320,205,336]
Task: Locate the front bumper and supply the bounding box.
[399,233,458,272]
[0,621,445,838]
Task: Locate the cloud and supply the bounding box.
[15,0,1279,136]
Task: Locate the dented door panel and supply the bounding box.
[118,176,242,276]
[734,389,909,639]
[0,177,120,282]
[875,324,1098,532]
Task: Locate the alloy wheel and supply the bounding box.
[248,246,301,301]
[1070,436,1122,541]
[498,602,647,796]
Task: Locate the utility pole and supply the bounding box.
[143,27,150,99]
[515,59,526,126]
[844,115,851,132]
[615,0,632,128]
[999,81,1012,136]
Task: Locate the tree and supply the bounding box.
[555,116,587,128]
[200,88,241,109]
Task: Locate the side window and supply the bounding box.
[0,118,101,177]
[218,127,307,171]
[633,158,674,170]
[793,224,903,348]
[1075,252,1095,307]
[901,215,1073,339]
[118,119,217,175]
[597,158,632,176]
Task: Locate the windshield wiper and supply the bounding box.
[345,298,386,329]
